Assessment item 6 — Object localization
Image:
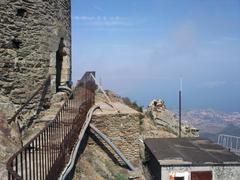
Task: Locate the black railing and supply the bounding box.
[6,72,96,180]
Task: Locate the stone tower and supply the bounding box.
[0,0,71,123]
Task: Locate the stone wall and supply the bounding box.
[0,113,21,179]
[0,0,71,125]
[161,165,240,180]
[91,113,141,166]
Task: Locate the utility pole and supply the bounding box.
[179,77,182,138]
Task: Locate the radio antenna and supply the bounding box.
[179,77,182,138]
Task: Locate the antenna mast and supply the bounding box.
[179,77,182,138]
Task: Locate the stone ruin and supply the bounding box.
[0,1,72,177]
[148,99,166,112]
[0,0,71,130]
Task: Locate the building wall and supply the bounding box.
[0,0,71,126]
[144,145,161,180]
[91,114,141,166]
[161,165,240,180]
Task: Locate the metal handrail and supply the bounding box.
[218,134,240,154]
[8,75,51,124]
[6,71,96,180]
[59,105,100,180]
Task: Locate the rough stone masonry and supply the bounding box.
[0,0,71,128]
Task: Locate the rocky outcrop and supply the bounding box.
[0,112,21,179]
[145,98,199,137]
[0,96,16,120]
[148,99,166,112]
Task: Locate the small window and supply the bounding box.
[16,8,27,17]
[12,39,22,49]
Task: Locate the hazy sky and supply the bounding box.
[71,0,240,112]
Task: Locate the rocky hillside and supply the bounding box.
[73,90,198,180]
[183,109,240,142]
[145,99,199,138]
[0,91,70,180]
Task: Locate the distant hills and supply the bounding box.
[182,109,240,142]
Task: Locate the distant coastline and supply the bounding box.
[182,109,240,142]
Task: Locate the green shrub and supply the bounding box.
[114,173,128,180]
[122,97,143,112]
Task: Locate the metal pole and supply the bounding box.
[179,90,182,138]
